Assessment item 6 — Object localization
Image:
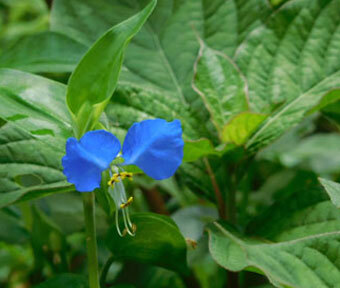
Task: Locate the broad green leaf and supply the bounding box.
[319,178,340,209]
[207,221,340,288]
[242,0,340,152]
[0,70,74,207]
[66,0,157,137]
[0,69,72,150]
[193,44,248,136]
[0,32,87,73]
[105,213,189,274]
[34,274,88,288]
[222,112,267,145]
[0,122,73,208]
[247,187,340,242]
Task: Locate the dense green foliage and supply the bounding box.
[1,0,340,287]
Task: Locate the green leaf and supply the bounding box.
[193,44,249,136]
[183,139,232,162]
[0,69,72,150]
[0,69,74,207]
[0,121,73,208]
[242,0,340,152]
[66,0,157,137]
[207,221,340,288]
[0,32,87,73]
[319,178,340,209]
[105,212,189,274]
[221,112,267,145]
[34,274,88,288]
[247,187,340,242]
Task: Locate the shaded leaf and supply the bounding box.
[34,274,88,288]
[0,208,29,244]
[105,213,188,274]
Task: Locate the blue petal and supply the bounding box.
[62,130,121,192]
[122,119,184,180]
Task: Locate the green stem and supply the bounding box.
[100,255,115,287]
[83,192,100,288]
[227,173,237,224]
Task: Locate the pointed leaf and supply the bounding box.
[66,0,157,137]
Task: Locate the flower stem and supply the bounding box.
[82,192,100,288]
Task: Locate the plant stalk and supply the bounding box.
[83,192,100,288]
[204,158,226,219]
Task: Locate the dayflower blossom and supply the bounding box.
[62,118,184,236]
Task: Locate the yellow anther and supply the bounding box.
[108,172,134,186]
[120,172,133,181]
[108,173,120,186]
[120,196,134,209]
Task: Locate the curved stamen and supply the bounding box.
[109,172,136,237]
[115,209,123,237]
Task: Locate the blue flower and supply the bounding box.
[62,119,184,192]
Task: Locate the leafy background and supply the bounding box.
[1,0,340,287]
